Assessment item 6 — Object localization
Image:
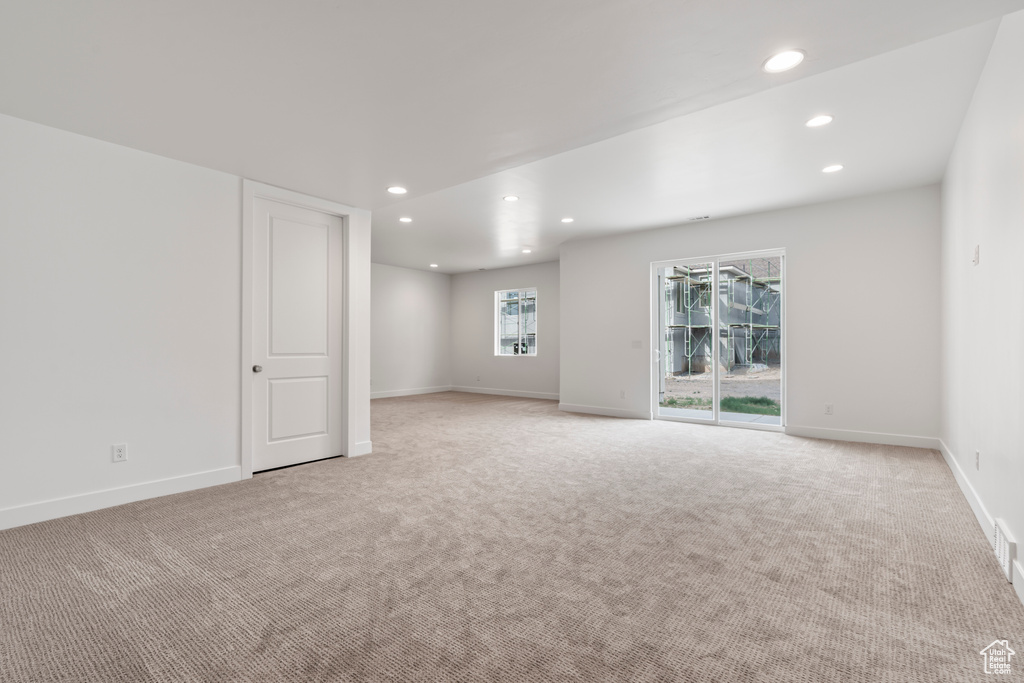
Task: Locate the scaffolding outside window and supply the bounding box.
[495,288,537,356]
[674,279,711,313]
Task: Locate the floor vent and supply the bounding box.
[994,519,1016,582]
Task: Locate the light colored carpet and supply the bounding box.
[1,392,1021,682]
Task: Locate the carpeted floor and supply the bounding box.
[1,392,1021,682]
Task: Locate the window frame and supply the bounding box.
[494,287,538,356]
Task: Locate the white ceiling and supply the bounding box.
[374,21,1000,272]
[2,1,1022,272]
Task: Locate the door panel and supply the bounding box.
[718,257,782,426]
[253,198,343,471]
[657,263,715,421]
[270,217,329,356]
[269,377,328,441]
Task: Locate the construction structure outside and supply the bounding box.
[660,256,782,419]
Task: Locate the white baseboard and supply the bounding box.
[558,403,652,420]
[785,425,940,450]
[348,440,373,457]
[371,385,452,399]
[452,386,560,401]
[937,439,995,544]
[0,466,242,531]
[937,440,1024,609]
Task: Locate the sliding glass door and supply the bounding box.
[657,261,715,421]
[655,251,784,430]
[717,256,783,426]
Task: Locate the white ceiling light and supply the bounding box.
[822,164,844,173]
[399,217,412,223]
[387,186,407,194]
[805,114,834,127]
[429,263,439,268]
[503,195,519,202]
[561,217,574,223]
[522,249,532,254]
[763,49,805,73]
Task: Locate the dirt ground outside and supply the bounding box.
[663,364,781,403]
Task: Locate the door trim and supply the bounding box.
[650,248,787,432]
[241,180,368,479]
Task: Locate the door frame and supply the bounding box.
[650,248,787,432]
[241,180,368,478]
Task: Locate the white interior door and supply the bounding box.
[252,197,344,471]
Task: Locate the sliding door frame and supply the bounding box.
[650,248,786,432]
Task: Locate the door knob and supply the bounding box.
[252,365,263,373]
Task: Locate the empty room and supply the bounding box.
[2,1,1023,681]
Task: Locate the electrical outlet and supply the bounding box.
[976,450,980,470]
[620,390,626,399]
[476,375,481,382]
[824,403,833,416]
[112,444,127,463]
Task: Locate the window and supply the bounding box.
[495,288,537,355]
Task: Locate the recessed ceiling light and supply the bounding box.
[522,249,532,254]
[806,114,834,128]
[822,164,844,173]
[561,217,574,223]
[429,263,439,268]
[763,49,805,73]
[399,217,412,223]
[503,195,519,202]
[387,186,407,194]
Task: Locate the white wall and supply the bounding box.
[0,113,241,527]
[560,185,942,445]
[371,263,451,397]
[0,113,373,529]
[346,207,374,457]
[941,11,1024,596]
[450,262,560,400]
